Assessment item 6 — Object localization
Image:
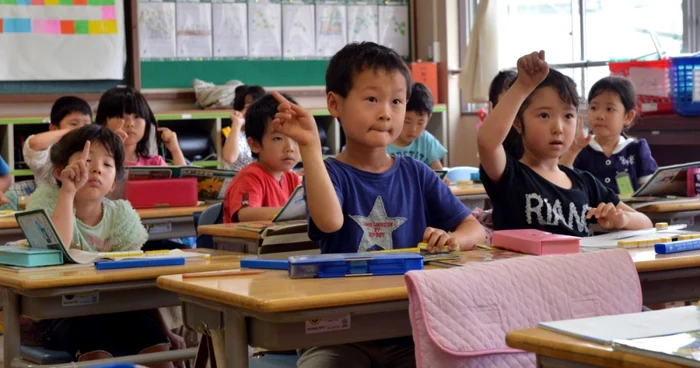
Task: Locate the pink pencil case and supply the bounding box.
[492,229,580,255]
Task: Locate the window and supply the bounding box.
[461,0,689,111]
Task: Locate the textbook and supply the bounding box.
[126,166,237,201]
[272,185,306,222]
[626,161,700,200]
[13,210,207,265]
[612,331,700,367]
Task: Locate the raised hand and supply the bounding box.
[113,119,128,143]
[59,140,90,193]
[157,127,180,152]
[230,110,245,131]
[571,117,592,152]
[515,50,549,90]
[271,91,320,147]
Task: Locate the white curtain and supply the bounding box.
[459,0,499,102]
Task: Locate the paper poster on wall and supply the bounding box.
[282,3,315,58]
[378,4,408,57]
[248,2,282,58]
[138,2,176,59]
[176,2,212,58]
[347,5,378,44]
[316,4,347,57]
[0,0,126,80]
[212,2,248,57]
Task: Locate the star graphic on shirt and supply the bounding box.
[349,196,407,252]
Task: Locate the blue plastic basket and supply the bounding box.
[670,55,700,116]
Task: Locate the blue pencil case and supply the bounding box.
[240,258,289,270]
[288,252,423,279]
[95,257,185,270]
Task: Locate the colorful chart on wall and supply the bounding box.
[0,0,125,80]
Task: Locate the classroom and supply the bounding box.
[1,0,700,367]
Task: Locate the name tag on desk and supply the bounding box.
[146,222,173,234]
[616,173,634,197]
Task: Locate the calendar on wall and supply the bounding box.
[0,0,125,80]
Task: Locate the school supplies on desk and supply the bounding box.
[0,246,63,267]
[95,257,185,270]
[272,185,306,222]
[654,236,700,254]
[613,331,700,367]
[125,177,198,209]
[288,252,423,279]
[492,229,580,255]
[0,210,16,218]
[580,225,689,250]
[240,258,289,270]
[540,306,700,345]
[125,165,237,201]
[625,161,700,200]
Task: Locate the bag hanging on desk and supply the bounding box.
[687,168,700,197]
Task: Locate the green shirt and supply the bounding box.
[27,185,148,252]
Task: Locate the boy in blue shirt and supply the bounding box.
[387,82,447,169]
[0,155,11,206]
[270,42,485,368]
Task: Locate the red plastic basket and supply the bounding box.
[608,59,672,115]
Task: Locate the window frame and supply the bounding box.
[459,0,698,114]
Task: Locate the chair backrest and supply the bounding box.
[195,202,223,249]
[404,249,642,368]
[445,166,479,183]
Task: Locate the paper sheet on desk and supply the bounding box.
[580,225,688,249]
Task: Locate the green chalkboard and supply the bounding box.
[141,59,330,89]
[0,80,124,94]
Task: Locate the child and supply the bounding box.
[23,96,92,186]
[386,82,446,169]
[271,42,485,368]
[96,86,186,167]
[221,85,266,171]
[222,93,301,223]
[477,51,652,237]
[560,76,658,194]
[26,125,183,366]
[488,70,523,159]
[0,155,10,207]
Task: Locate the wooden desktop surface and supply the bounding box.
[450,184,485,196]
[636,199,700,213]
[0,205,207,229]
[157,246,700,314]
[505,328,685,368]
[0,250,243,290]
[197,223,262,239]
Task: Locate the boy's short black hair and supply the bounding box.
[232,85,266,111]
[326,42,413,100]
[406,83,434,116]
[95,86,158,160]
[245,93,298,159]
[50,96,92,127]
[488,70,517,107]
[50,124,125,183]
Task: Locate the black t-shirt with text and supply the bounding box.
[480,154,620,237]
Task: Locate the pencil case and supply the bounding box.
[0,246,64,267]
[288,252,423,279]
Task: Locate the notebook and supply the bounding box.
[612,331,700,367]
[539,306,700,345]
[272,185,306,222]
[13,210,205,265]
[626,161,700,201]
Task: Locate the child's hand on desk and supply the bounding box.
[0,192,7,206]
[157,127,181,152]
[586,202,629,230]
[423,227,457,253]
[59,141,90,193]
[271,91,320,148]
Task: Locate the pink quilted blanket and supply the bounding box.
[404,249,642,367]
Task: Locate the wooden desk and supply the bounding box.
[449,184,489,209]
[636,199,700,230]
[197,222,317,256]
[1,250,244,368]
[0,205,207,244]
[156,247,700,368]
[506,328,684,367]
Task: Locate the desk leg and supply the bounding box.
[219,308,248,368]
[3,289,19,368]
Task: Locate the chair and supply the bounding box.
[405,249,642,367]
[195,202,223,249]
[445,166,479,183]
